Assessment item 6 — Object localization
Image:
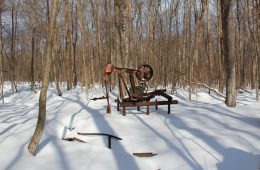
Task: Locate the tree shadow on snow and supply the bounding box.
[217,148,260,170]
[163,109,260,170]
[59,94,141,170]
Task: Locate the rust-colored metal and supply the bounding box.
[103,64,178,115]
[90,96,106,101]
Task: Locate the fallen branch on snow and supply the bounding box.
[190,82,226,98]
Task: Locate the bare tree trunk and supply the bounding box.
[217,0,225,93]
[72,2,78,87]
[124,0,131,67]
[52,30,62,96]
[52,47,62,96]
[106,0,116,88]
[11,2,16,94]
[96,0,102,81]
[207,2,213,92]
[187,1,192,100]
[247,0,259,101]
[256,0,260,101]
[77,1,87,86]
[0,0,4,103]
[64,0,72,90]
[28,0,59,156]
[188,0,208,100]
[147,0,153,65]
[221,0,237,107]
[89,0,96,84]
[31,0,37,93]
[114,0,122,67]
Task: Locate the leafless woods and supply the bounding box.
[0,0,259,100]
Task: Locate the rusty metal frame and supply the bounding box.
[103,64,178,115]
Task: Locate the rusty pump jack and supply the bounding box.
[103,64,178,115]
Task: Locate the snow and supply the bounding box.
[0,83,260,170]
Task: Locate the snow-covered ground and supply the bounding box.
[0,83,259,170]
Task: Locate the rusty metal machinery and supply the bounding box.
[103,64,178,115]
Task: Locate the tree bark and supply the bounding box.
[221,0,237,107]
[64,0,72,90]
[77,1,87,87]
[31,0,37,93]
[189,0,208,100]
[11,2,16,94]
[217,0,225,93]
[114,0,122,67]
[28,0,59,156]
[207,2,213,92]
[72,2,78,87]
[52,32,62,96]
[0,0,4,103]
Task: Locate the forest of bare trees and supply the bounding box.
[0,0,259,101]
[0,0,259,156]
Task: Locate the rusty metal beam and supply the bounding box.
[120,100,178,107]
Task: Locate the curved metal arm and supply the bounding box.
[103,64,138,113]
[103,64,153,113]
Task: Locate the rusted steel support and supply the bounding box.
[120,100,178,107]
[168,100,171,114]
[146,105,149,115]
[119,73,132,99]
[123,106,126,116]
[102,63,178,115]
[77,132,122,149]
[118,74,123,99]
[117,97,120,111]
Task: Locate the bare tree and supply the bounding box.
[64,0,72,90]
[77,0,87,86]
[0,0,4,103]
[28,0,59,156]
[221,0,237,107]
[11,1,16,94]
[0,0,258,105]
[189,0,208,100]
[30,0,37,93]
[72,1,78,87]
[247,0,259,101]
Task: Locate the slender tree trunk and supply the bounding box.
[11,3,16,94]
[247,0,259,101]
[207,2,213,92]
[28,0,59,156]
[52,51,62,96]
[217,0,225,93]
[31,0,37,93]
[256,0,260,100]
[221,0,237,107]
[147,0,153,66]
[52,30,62,96]
[114,0,122,67]
[189,0,208,100]
[77,1,88,87]
[0,0,4,103]
[72,2,78,87]
[124,0,131,67]
[96,0,102,80]
[187,1,192,100]
[90,1,96,84]
[106,0,116,88]
[64,0,72,90]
